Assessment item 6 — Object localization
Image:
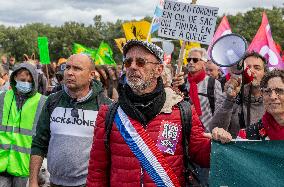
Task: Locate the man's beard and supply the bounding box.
[187,66,196,73]
[126,71,155,94]
[127,78,151,93]
[251,78,260,88]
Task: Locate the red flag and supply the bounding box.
[248,12,284,69]
[275,42,282,54]
[207,16,232,57]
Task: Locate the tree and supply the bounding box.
[0,6,283,64]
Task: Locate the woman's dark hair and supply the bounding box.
[260,69,284,88]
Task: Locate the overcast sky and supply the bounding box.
[0,0,283,26]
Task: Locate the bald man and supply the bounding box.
[205,60,228,91]
[29,54,111,187]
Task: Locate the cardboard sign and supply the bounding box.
[158,0,219,45]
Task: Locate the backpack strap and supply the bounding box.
[104,101,199,185]
[104,102,119,151]
[47,90,63,115]
[104,102,119,187]
[197,77,215,114]
[177,100,200,185]
[207,77,215,114]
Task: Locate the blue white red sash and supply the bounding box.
[114,106,181,187]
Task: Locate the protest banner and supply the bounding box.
[207,16,232,57]
[37,37,51,65]
[95,42,116,66]
[158,0,218,74]
[123,21,151,41]
[248,12,284,69]
[38,36,51,85]
[210,140,284,187]
[147,0,165,41]
[158,0,219,45]
[73,43,97,60]
[114,38,126,53]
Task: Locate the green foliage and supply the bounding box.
[0,6,283,64]
[226,7,284,46]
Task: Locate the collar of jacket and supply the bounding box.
[63,85,93,103]
[160,87,183,114]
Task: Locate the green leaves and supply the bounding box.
[0,7,283,63]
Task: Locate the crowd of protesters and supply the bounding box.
[0,39,283,187]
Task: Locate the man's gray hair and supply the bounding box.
[188,48,209,62]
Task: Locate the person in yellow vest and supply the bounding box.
[0,63,46,187]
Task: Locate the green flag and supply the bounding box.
[73,43,97,60]
[210,140,284,187]
[37,37,51,65]
[95,42,116,66]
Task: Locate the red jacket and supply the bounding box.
[87,104,211,187]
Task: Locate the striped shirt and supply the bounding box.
[186,76,225,132]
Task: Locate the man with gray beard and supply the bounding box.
[86,40,231,187]
[209,51,268,138]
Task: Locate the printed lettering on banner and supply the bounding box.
[158,0,219,45]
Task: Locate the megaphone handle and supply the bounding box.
[176,41,186,75]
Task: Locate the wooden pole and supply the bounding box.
[45,64,50,87]
[176,41,186,74]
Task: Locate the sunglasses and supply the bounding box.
[186,57,202,63]
[123,57,159,68]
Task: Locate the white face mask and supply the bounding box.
[15,80,32,93]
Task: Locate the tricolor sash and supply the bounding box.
[114,106,181,187]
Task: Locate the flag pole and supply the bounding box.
[147,0,161,42]
[176,0,197,74]
[45,64,50,88]
[176,41,186,74]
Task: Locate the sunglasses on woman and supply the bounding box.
[186,57,202,63]
[123,57,159,68]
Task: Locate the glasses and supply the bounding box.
[186,57,201,63]
[261,88,284,97]
[123,57,159,68]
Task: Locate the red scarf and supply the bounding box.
[225,73,231,81]
[187,70,206,116]
[262,112,284,140]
